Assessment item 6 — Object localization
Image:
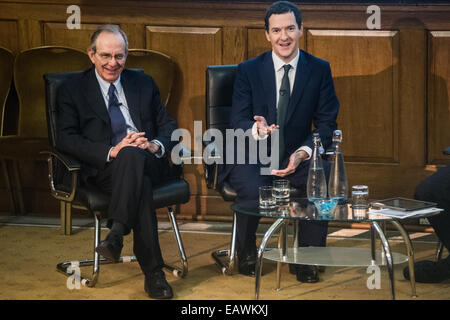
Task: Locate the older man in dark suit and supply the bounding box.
[218,1,339,282]
[56,25,177,299]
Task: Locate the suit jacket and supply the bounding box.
[218,50,339,184]
[56,67,178,181]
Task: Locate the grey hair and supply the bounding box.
[88,24,129,53]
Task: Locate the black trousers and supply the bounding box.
[228,158,330,257]
[414,164,450,251]
[94,146,167,275]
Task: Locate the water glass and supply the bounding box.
[351,185,369,209]
[272,179,290,205]
[259,186,276,208]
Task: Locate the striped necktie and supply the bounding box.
[108,84,127,145]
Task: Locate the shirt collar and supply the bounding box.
[272,49,300,72]
[94,68,122,97]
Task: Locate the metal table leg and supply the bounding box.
[276,220,288,291]
[390,220,417,298]
[255,218,285,300]
[436,241,444,261]
[370,224,376,263]
[372,221,395,300]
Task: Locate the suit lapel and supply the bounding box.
[121,70,142,131]
[259,52,277,125]
[286,50,311,124]
[82,68,110,125]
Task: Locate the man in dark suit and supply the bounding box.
[56,25,177,299]
[218,1,339,282]
[404,164,450,283]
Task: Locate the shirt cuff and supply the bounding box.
[252,121,269,140]
[151,139,165,158]
[107,147,114,162]
[296,146,312,160]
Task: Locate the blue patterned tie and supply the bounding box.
[108,84,127,145]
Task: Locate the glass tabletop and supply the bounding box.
[231,198,396,222]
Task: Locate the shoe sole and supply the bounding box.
[95,246,120,263]
[144,284,173,299]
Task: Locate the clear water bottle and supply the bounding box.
[307,133,327,202]
[328,130,348,203]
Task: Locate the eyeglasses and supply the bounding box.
[95,52,126,62]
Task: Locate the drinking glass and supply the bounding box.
[259,186,276,208]
[272,179,290,205]
[351,185,369,209]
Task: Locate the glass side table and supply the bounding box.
[231,199,442,300]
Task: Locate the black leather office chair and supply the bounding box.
[205,65,304,275]
[42,71,190,287]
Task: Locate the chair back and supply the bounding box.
[126,49,175,107]
[0,47,14,136]
[204,65,237,192]
[14,46,91,138]
[205,65,237,135]
[44,71,84,148]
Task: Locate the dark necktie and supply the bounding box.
[277,64,291,161]
[108,84,127,145]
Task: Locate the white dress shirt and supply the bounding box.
[251,49,312,160]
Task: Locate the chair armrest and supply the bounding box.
[168,145,193,179]
[40,148,80,201]
[40,148,81,172]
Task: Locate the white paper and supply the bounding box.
[368,207,443,219]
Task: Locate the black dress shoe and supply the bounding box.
[145,270,173,299]
[289,264,325,274]
[238,259,256,277]
[296,265,319,283]
[238,247,257,277]
[403,258,450,283]
[95,232,123,263]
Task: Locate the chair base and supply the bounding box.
[211,212,237,275]
[57,255,136,288]
[57,256,186,288]
[211,249,236,275]
[57,206,188,288]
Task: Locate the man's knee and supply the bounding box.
[414,171,443,203]
[116,146,147,162]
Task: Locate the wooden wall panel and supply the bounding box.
[43,23,146,52]
[428,31,450,165]
[145,26,222,208]
[307,30,399,163]
[43,22,99,50]
[145,25,224,218]
[17,19,41,51]
[0,20,18,53]
[247,28,270,59]
[222,26,246,65]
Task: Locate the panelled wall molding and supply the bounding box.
[0,0,449,221]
